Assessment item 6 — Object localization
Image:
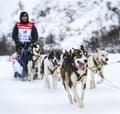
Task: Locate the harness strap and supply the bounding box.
[92,55,103,71]
[71,62,87,81]
[93,55,98,66]
[32,58,39,69]
[75,70,87,81]
[48,66,58,74]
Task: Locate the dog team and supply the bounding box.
[11,42,109,108]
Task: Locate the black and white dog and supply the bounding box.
[60,45,88,108]
[27,43,41,81]
[88,50,108,89]
[41,51,61,89]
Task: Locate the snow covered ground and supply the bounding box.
[0,54,120,114]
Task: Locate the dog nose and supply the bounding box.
[54,60,57,63]
[106,58,108,61]
[84,59,88,63]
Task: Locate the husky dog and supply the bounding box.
[41,51,61,89]
[60,45,88,108]
[88,50,108,89]
[27,43,41,81]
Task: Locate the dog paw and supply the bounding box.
[46,85,51,89]
[90,80,96,89]
[28,79,32,81]
[79,102,84,108]
[97,80,104,84]
[73,98,77,103]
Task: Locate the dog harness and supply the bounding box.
[48,66,58,74]
[71,64,87,81]
[75,70,87,81]
[32,58,39,69]
[16,22,33,42]
[92,55,103,71]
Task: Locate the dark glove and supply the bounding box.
[16,41,22,48]
[15,41,23,55]
[31,39,35,43]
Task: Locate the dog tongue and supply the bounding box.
[78,62,85,71]
[102,60,107,65]
[35,50,40,54]
[53,62,60,67]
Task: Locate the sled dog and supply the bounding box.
[41,51,61,89]
[27,43,41,81]
[60,45,88,108]
[88,50,108,89]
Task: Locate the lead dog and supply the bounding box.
[27,43,41,81]
[41,51,61,89]
[88,50,108,89]
[60,45,88,108]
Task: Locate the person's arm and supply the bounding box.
[12,24,19,44]
[31,24,38,43]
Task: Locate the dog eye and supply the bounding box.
[84,51,88,56]
[102,55,104,57]
[76,55,82,58]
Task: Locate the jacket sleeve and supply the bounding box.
[31,24,38,42]
[12,24,19,44]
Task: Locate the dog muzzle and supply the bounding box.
[77,61,86,71]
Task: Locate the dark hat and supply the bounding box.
[20,11,29,23]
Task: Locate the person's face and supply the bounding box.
[21,16,28,22]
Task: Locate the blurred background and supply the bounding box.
[0,0,120,55]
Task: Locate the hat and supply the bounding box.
[20,11,29,23]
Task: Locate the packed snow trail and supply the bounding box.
[0,55,120,114]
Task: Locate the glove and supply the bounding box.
[16,41,22,48]
[15,41,23,55]
[31,39,35,43]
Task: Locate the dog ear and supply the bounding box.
[80,45,84,50]
[72,47,75,53]
[65,50,68,53]
[106,50,109,53]
[50,50,54,54]
[56,51,60,56]
[48,51,54,59]
[69,49,72,54]
[96,50,98,53]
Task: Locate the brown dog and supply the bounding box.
[60,45,88,108]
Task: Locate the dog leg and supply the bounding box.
[81,82,86,100]
[65,81,73,104]
[27,62,33,81]
[97,71,104,84]
[28,70,35,81]
[45,74,50,89]
[90,72,96,89]
[52,74,58,90]
[37,62,42,79]
[57,68,61,81]
[71,83,84,108]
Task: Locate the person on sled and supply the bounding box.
[12,11,38,78]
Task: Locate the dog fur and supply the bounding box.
[60,45,88,108]
[88,50,108,89]
[27,43,41,81]
[41,51,61,89]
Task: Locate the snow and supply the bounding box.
[0,0,120,113]
[0,54,120,114]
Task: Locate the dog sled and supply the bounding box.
[11,42,41,81]
[11,42,32,81]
